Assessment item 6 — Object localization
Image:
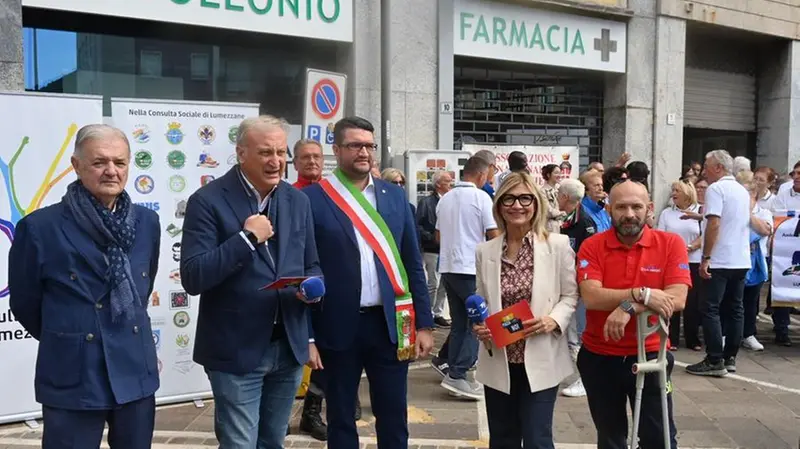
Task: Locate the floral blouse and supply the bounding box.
[500,232,534,364]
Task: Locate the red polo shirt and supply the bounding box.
[293,176,318,189]
[576,227,691,356]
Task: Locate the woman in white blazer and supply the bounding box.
[473,172,579,449]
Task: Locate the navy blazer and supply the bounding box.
[303,178,433,352]
[180,167,321,375]
[8,202,160,410]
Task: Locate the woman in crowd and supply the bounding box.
[541,164,565,233]
[381,167,416,216]
[657,180,703,351]
[753,166,777,211]
[737,172,773,352]
[472,172,578,449]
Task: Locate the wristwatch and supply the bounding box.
[243,229,259,246]
[619,300,636,317]
[702,255,711,261]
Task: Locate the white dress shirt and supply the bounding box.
[356,176,382,307]
[773,183,800,212]
[237,170,276,255]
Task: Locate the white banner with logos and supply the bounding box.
[302,69,347,155]
[462,144,580,187]
[22,0,353,42]
[110,98,260,404]
[404,150,471,206]
[0,92,103,424]
[771,212,800,306]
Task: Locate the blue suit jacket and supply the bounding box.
[303,178,433,351]
[180,168,321,375]
[8,201,160,410]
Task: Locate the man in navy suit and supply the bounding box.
[180,115,322,448]
[303,117,434,449]
[9,124,160,449]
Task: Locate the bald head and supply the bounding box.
[607,180,651,238]
[608,179,649,204]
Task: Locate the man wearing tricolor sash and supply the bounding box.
[303,117,435,449]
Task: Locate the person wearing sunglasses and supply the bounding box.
[473,172,578,449]
[380,168,416,218]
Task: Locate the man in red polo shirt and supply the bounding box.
[293,139,324,189]
[576,180,690,449]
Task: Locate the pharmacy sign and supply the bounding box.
[454,0,627,73]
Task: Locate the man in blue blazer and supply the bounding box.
[9,124,160,449]
[180,115,322,449]
[303,117,434,449]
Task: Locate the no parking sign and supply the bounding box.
[303,69,347,155]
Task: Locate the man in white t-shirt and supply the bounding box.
[770,160,800,346]
[435,156,500,400]
[687,150,752,377]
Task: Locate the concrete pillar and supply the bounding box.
[342,0,438,166]
[602,0,656,168]
[757,40,800,172]
[437,0,455,151]
[0,0,23,91]
[651,17,686,211]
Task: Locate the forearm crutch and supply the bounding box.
[630,310,670,449]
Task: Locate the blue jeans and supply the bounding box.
[567,298,587,352]
[701,268,747,363]
[207,338,303,449]
[442,273,478,380]
[484,364,558,449]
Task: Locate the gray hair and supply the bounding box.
[558,178,585,202]
[73,124,130,158]
[237,115,290,145]
[733,156,751,175]
[431,170,449,185]
[293,138,322,157]
[472,149,496,166]
[705,149,734,174]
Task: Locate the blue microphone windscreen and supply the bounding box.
[465,294,489,323]
[301,277,326,298]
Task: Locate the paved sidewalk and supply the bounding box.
[1,321,798,449]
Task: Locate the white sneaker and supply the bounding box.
[742,335,764,351]
[561,378,586,397]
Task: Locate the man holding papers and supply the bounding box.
[180,115,322,448]
[304,116,434,449]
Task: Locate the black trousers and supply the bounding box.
[671,263,703,348]
[578,348,677,449]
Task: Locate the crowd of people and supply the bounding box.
[6,113,798,449]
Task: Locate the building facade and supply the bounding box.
[1,0,800,207]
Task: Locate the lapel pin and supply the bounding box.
[382,189,386,194]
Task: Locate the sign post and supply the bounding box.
[303,69,347,155]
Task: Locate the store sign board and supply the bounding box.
[453,0,626,73]
[22,0,353,43]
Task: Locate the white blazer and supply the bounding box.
[474,232,579,395]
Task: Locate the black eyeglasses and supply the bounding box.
[392,180,405,186]
[341,142,378,152]
[499,194,536,207]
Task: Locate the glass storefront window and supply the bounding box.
[22,12,344,120]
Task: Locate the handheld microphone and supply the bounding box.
[299,277,325,304]
[466,294,493,357]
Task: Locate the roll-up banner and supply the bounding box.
[0,92,104,424]
[110,98,260,405]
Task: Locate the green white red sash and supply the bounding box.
[319,169,416,361]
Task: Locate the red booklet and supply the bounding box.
[484,301,535,348]
[260,277,310,290]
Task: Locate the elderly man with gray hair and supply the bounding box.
[472,149,498,197]
[181,115,323,447]
[10,124,161,448]
[686,149,752,378]
[555,178,597,398]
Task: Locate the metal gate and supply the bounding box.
[453,60,605,164]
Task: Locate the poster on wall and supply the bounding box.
[462,143,580,187]
[771,212,800,307]
[302,69,347,156]
[111,97,260,405]
[0,92,103,424]
[404,150,471,206]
